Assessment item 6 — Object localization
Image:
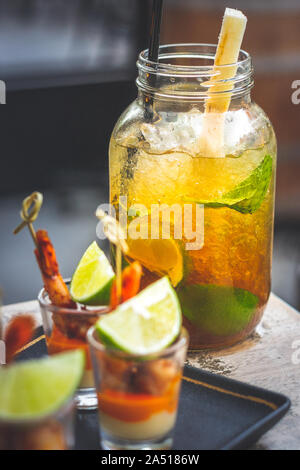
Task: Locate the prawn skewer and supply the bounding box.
[34,230,75,308]
[14,192,75,309]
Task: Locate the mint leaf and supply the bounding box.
[193,154,273,214]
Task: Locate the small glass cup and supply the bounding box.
[0,397,75,450]
[38,284,110,410]
[87,326,189,450]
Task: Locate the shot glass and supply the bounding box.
[0,397,75,450]
[87,326,188,450]
[38,284,109,410]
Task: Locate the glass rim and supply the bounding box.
[138,43,251,76]
[0,394,74,426]
[38,282,111,316]
[87,325,189,361]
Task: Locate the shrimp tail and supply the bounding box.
[110,261,142,309]
[35,230,75,308]
[4,315,35,363]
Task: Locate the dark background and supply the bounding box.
[0,0,299,310]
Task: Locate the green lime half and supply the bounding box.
[0,350,84,421]
[70,241,115,305]
[95,277,182,355]
[177,284,258,336]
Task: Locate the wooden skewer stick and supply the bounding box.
[13,192,43,249]
[95,208,128,306]
[6,191,42,349]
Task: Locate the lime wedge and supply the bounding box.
[0,350,84,421]
[177,284,258,336]
[191,154,273,214]
[70,241,115,305]
[95,277,182,355]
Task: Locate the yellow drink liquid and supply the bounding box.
[110,130,276,349]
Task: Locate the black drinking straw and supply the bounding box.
[145,0,164,121]
[148,0,164,62]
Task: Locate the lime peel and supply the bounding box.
[177,284,258,336]
[0,350,84,422]
[70,241,115,305]
[95,277,182,356]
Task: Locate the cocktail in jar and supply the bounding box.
[109,10,276,349]
[88,277,188,450]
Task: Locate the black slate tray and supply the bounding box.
[16,327,291,450]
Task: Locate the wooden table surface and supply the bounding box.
[3,293,300,450]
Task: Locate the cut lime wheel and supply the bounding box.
[127,238,183,287]
[95,277,182,355]
[0,350,84,421]
[70,241,115,305]
[126,209,184,286]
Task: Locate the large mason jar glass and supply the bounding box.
[109,44,276,349]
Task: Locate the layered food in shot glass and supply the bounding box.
[88,277,188,448]
[36,231,142,392]
[37,235,114,391]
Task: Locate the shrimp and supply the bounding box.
[13,193,92,341]
[13,193,74,308]
[34,230,75,308]
[4,315,35,363]
[110,261,142,309]
[34,230,87,339]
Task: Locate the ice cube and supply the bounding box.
[141,110,202,156]
[224,109,253,155]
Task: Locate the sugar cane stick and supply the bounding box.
[200,8,247,158]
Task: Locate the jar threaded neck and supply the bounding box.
[136,43,253,101]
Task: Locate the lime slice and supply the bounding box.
[125,209,184,286]
[127,237,183,287]
[177,284,258,336]
[0,350,84,421]
[190,154,273,214]
[70,241,115,305]
[95,277,182,355]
